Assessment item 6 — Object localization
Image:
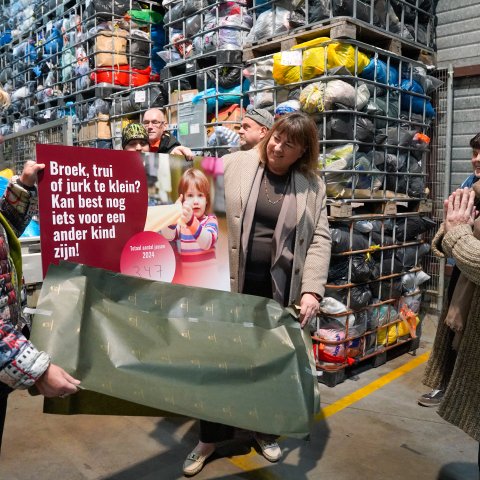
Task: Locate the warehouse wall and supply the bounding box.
[436,0,480,190]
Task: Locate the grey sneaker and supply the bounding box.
[418,389,444,407]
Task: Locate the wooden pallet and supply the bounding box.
[243,17,435,65]
[327,197,433,218]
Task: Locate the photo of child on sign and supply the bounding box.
[120,155,229,291]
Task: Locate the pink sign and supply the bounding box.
[36,145,230,291]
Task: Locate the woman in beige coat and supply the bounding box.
[423,188,480,469]
[183,112,331,476]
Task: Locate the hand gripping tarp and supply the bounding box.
[30,262,320,439]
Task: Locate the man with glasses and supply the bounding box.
[238,108,274,151]
[142,108,194,160]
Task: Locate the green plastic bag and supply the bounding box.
[31,262,320,439]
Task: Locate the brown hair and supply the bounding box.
[178,168,211,212]
[258,112,319,176]
[470,133,480,151]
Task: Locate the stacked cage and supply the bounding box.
[246,0,435,51]
[0,0,166,146]
[244,27,439,384]
[161,0,251,157]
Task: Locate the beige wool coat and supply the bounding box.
[423,223,480,441]
[223,149,331,305]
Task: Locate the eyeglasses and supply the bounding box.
[142,120,166,127]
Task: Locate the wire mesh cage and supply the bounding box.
[246,0,436,49]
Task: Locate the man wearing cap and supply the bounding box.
[142,108,194,160]
[122,123,150,152]
[239,108,274,151]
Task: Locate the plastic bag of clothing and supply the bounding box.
[309,0,330,22]
[395,243,430,270]
[94,29,129,67]
[400,79,435,117]
[315,328,346,364]
[273,37,331,85]
[326,113,375,143]
[185,14,202,37]
[360,58,399,86]
[129,30,150,70]
[393,216,436,242]
[246,7,291,43]
[300,80,356,113]
[319,297,355,328]
[333,0,381,24]
[319,143,355,169]
[371,277,402,301]
[192,85,244,113]
[325,284,372,310]
[248,80,275,108]
[207,125,240,148]
[330,225,370,253]
[327,42,370,74]
[327,257,349,283]
[163,2,184,29]
[368,302,398,330]
[198,66,242,91]
[275,100,301,117]
[350,253,379,283]
[386,157,425,197]
[353,310,369,336]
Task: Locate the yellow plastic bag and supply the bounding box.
[273,37,330,85]
[327,42,370,74]
[377,324,398,346]
[0,168,14,179]
[273,37,370,85]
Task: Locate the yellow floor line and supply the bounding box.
[227,350,430,478]
[317,351,430,421]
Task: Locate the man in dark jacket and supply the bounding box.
[142,108,194,160]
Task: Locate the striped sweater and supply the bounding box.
[161,214,218,256]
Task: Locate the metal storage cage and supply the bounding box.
[246,0,436,50]
[0,0,166,133]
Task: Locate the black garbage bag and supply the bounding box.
[197,66,242,90]
[163,2,185,29]
[129,31,150,70]
[393,216,436,241]
[395,243,430,269]
[326,284,372,310]
[371,277,402,301]
[372,248,403,274]
[330,226,370,253]
[327,113,375,143]
[351,254,378,283]
[332,0,380,24]
[386,157,425,197]
[328,257,349,283]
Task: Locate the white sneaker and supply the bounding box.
[254,435,282,462]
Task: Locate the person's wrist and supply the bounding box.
[17,176,36,190]
[304,292,321,302]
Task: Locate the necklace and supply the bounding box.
[263,172,289,205]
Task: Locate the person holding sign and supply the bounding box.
[142,108,194,160]
[183,112,331,475]
[0,159,80,452]
[159,168,218,258]
[122,123,150,152]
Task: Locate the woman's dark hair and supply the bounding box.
[258,112,319,176]
[470,133,480,150]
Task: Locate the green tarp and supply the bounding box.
[30,262,320,438]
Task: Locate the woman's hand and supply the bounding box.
[444,188,476,233]
[19,160,45,187]
[299,293,320,328]
[35,363,81,398]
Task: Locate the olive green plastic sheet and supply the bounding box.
[30,262,320,438]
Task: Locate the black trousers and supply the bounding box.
[199,420,234,443]
[0,384,12,454]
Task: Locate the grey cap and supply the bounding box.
[245,108,274,129]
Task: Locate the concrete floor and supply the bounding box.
[2,314,478,480]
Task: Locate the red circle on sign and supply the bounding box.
[120,231,176,282]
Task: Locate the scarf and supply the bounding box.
[444,216,480,349]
